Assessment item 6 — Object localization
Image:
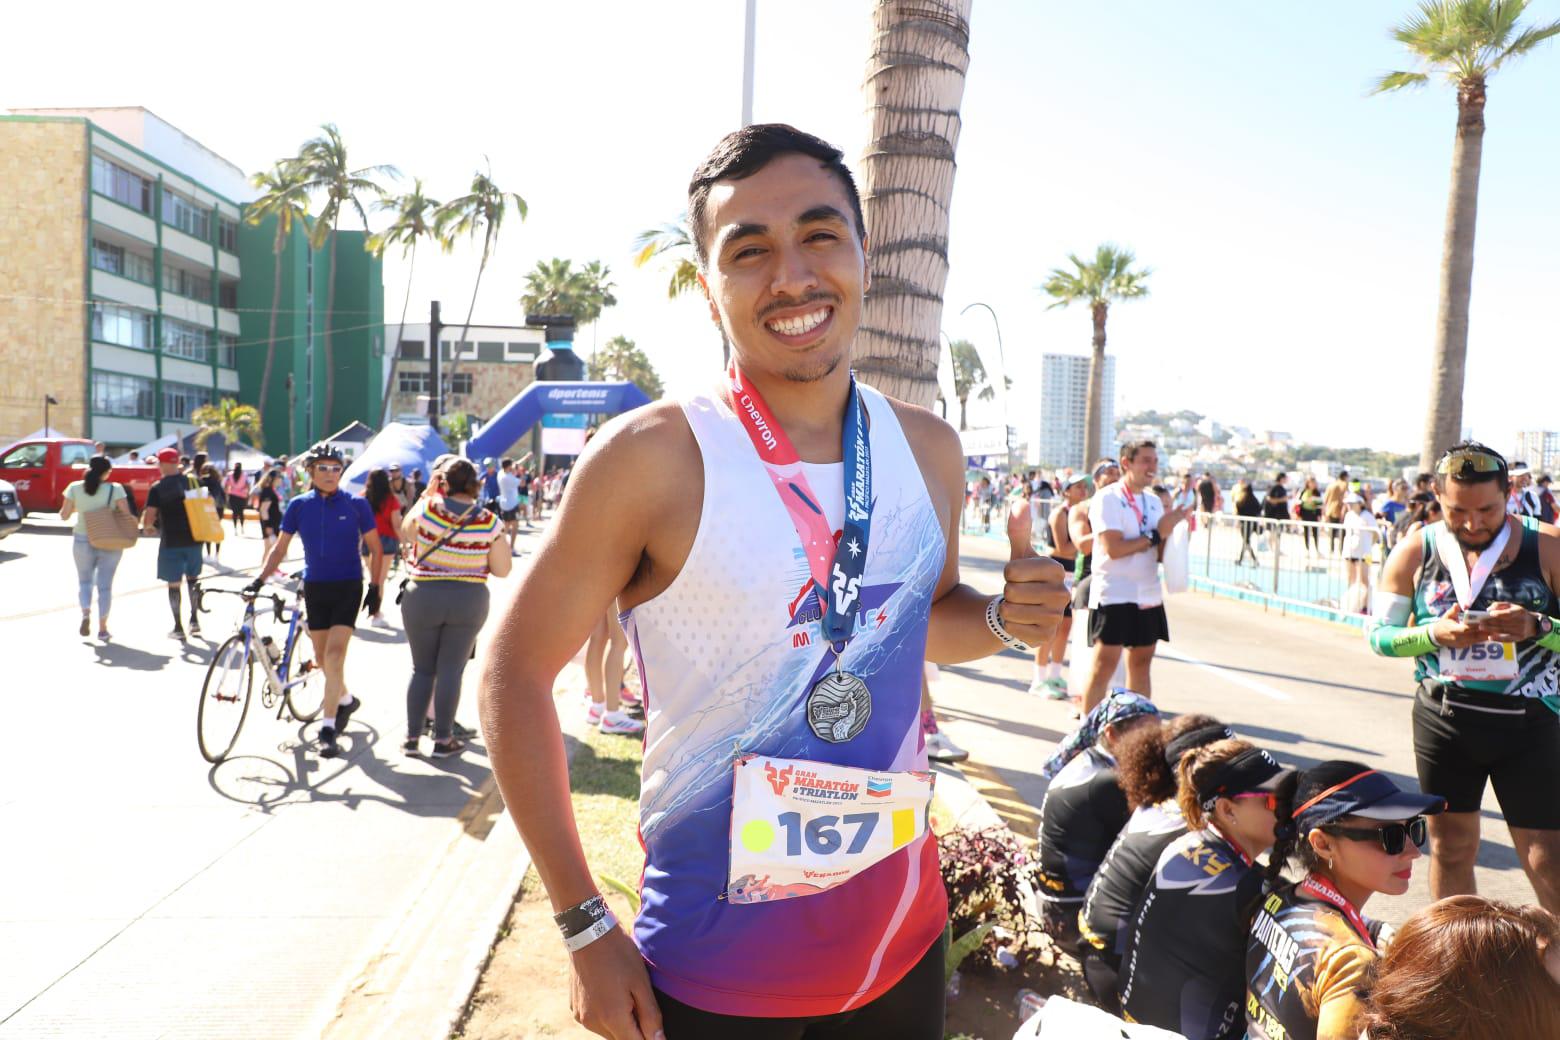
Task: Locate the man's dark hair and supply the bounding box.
[1434,439,1510,493]
[687,123,866,268]
[1121,439,1156,462]
[1338,470,1349,480]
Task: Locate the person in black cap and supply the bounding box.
[1245,762,1446,1040]
[1119,738,1290,1039]
[1079,714,1234,1012]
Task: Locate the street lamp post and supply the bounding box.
[741,0,757,126]
[960,301,1013,470]
[44,394,58,436]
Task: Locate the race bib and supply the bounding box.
[727,753,934,905]
[1439,641,1518,682]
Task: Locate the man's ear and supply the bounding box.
[697,271,722,328]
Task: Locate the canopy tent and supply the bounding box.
[341,422,451,494]
[466,381,653,460]
[122,430,268,470]
[2,426,73,455]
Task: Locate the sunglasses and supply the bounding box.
[312,464,344,474]
[1233,792,1279,812]
[1321,816,1428,856]
[1435,449,1506,479]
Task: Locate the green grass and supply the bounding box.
[567,726,645,889]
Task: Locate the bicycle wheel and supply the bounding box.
[284,629,324,722]
[198,635,253,763]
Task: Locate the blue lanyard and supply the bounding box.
[823,379,871,651]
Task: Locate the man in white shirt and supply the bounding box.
[1081,440,1187,713]
[497,457,523,546]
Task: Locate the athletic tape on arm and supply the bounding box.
[1365,593,1437,657]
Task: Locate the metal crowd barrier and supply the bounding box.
[1188,511,1393,623]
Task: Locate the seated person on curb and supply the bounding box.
[1360,895,1560,1040]
[1079,714,1232,1012]
[1119,738,1288,1040]
[1035,690,1161,945]
[1246,763,1446,1040]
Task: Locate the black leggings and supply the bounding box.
[653,932,947,1039]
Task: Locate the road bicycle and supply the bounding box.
[194,577,324,763]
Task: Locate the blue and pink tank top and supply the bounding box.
[621,382,948,1016]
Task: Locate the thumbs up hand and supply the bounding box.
[999,497,1068,650]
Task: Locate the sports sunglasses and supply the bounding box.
[1435,449,1506,479]
[1321,816,1428,856]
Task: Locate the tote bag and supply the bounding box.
[1161,520,1190,595]
[84,486,139,550]
[183,489,226,543]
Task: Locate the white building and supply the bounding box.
[1514,430,1560,474]
[1034,353,1115,471]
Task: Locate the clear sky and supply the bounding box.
[7,1,1557,455]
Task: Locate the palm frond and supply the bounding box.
[1492,18,1560,69]
[1371,69,1431,92]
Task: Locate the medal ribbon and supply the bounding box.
[726,364,871,651]
[1433,518,1511,608]
[1299,873,1377,951]
[1122,486,1147,535]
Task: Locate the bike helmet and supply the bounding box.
[304,444,344,467]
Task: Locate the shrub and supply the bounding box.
[938,824,1042,971]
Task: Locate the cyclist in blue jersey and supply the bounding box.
[248,445,383,758]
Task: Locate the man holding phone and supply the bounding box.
[1368,441,1560,912]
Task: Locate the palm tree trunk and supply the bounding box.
[957,394,968,431]
[1419,77,1485,473]
[258,241,282,441]
[443,249,488,418]
[378,242,416,427]
[1083,302,1109,467]
[322,229,339,433]
[855,0,972,409]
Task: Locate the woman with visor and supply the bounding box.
[1119,738,1289,1039]
[1245,762,1444,1040]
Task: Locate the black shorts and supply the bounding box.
[1073,573,1093,612]
[1050,557,1076,618]
[1413,683,1560,829]
[652,931,945,1040]
[499,505,518,521]
[303,579,362,631]
[1088,602,1169,648]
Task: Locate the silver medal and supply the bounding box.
[806,670,872,743]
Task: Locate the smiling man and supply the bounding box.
[479,125,1068,1040]
[1369,441,1560,913]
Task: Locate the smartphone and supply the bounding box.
[1463,609,1490,623]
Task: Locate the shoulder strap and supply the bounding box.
[419,502,480,559]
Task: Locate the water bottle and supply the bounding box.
[1014,988,1046,1022]
[261,636,282,666]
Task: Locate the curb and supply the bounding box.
[315,776,533,1040]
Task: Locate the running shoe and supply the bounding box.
[334,695,362,733]
[619,685,642,708]
[1045,677,1071,701]
[586,702,603,727]
[1027,678,1049,696]
[188,618,202,638]
[318,728,342,758]
[925,731,970,763]
[79,616,90,637]
[423,719,477,740]
[169,625,186,641]
[430,738,465,759]
[600,710,646,736]
[402,737,422,758]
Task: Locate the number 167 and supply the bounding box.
[777,811,878,856]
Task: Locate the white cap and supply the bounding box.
[1344,492,1364,504]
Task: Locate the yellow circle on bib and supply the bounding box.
[740,819,775,853]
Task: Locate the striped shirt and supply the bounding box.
[406,497,499,582]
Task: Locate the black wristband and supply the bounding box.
[1148,529,1162,547]
[553,894,608,940]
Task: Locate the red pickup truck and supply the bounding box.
[0,438,161,513]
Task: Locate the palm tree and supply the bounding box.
[192,397,264,450]
[367,179,445,425]
[632,219,701,300]
[292,124,395,432]
[1373,0,1560,472]
[244,162,310,434]
[1040,244,1151,466]
[434,162,527,412]
[948,338,993,432]
[855,0,973,408]
[521,258,590,317]
[588,335,665,400]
